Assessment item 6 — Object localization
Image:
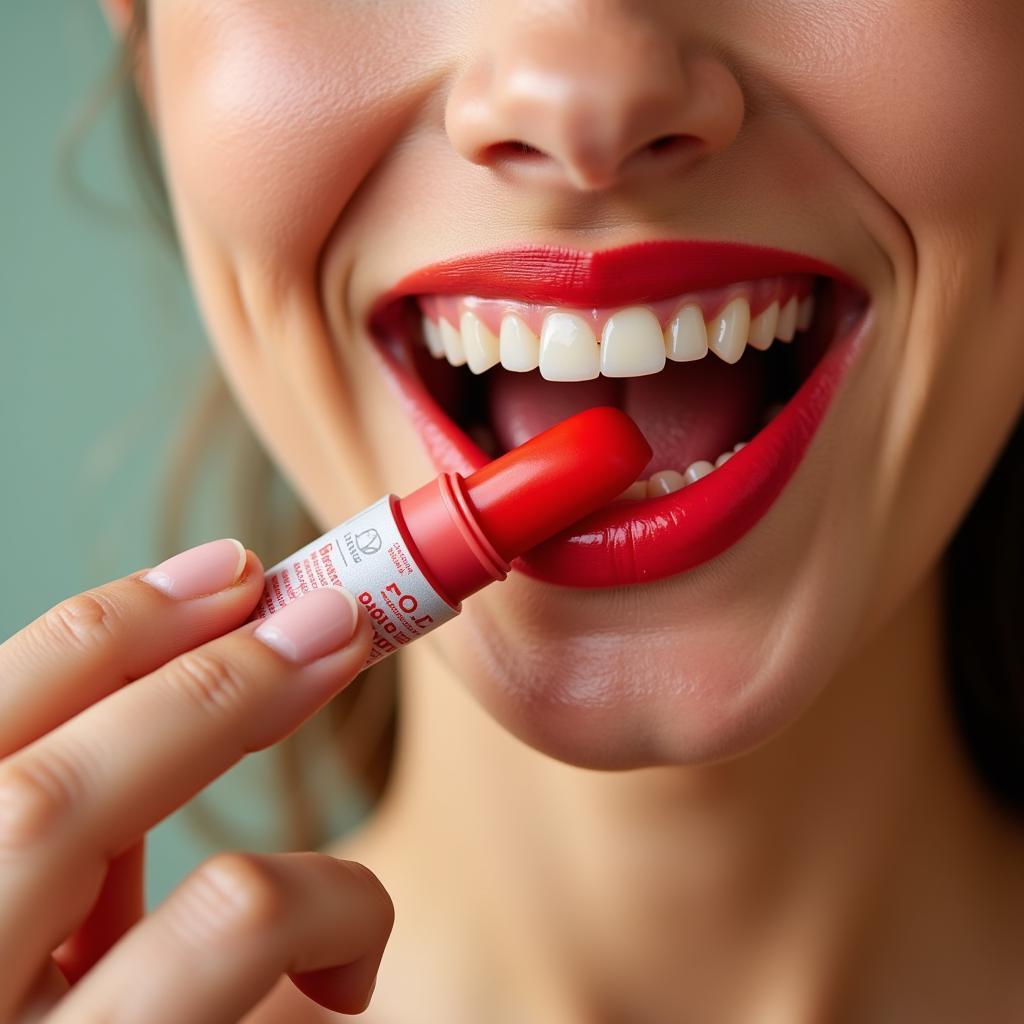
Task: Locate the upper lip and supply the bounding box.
[367,239,863,330]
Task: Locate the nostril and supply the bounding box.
[645,134,698,157]
[649,134,683,152]
[484,140,547,163]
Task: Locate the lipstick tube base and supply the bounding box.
[250,496,457,669]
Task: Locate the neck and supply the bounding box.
[357,566,1023,1021]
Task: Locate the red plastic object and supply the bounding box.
[395,407,651,605]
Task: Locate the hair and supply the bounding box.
[945,418,1024,814]
[102,3,1023,831]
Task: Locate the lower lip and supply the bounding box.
[372,297,870,589]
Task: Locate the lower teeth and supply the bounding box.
[616,395,782,501]
[618,439,750,500]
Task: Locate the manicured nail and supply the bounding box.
[142,539,247,599]
[253,587,360,664]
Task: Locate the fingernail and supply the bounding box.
[142,539,247,599]
[253,587,361,665]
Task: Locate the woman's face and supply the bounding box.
[138,0,1024,767]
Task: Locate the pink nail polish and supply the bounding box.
[142,539,247,599]
[254,587,360,664]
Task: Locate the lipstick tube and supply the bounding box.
[250,407,651,668]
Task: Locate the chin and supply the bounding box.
[428,528,859,772]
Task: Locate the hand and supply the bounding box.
[0,539,392,1022]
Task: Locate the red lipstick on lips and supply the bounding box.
[251,408,652,666]
[369,240,871,589]
[369,239,863,314]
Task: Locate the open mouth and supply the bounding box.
[367,241,870,588]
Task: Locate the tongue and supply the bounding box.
[487,356,767,475]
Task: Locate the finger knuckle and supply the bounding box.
[43,591,121,657]
[0,758,75,852]
[187,852,288,937]
[169,650,251,721]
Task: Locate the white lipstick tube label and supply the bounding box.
[251,497,457,667]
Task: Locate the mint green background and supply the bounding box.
[1,7,359,904]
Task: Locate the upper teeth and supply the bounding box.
[419,281,816,381]
[499,314,540,372]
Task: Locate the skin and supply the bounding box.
[0,552,391,1020]
[2,0,1021,1019]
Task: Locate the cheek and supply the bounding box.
[148,3,427,264]
[775,1,1024,220]
[770,3,1024,620]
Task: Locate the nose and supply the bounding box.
[444,3,745,192]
